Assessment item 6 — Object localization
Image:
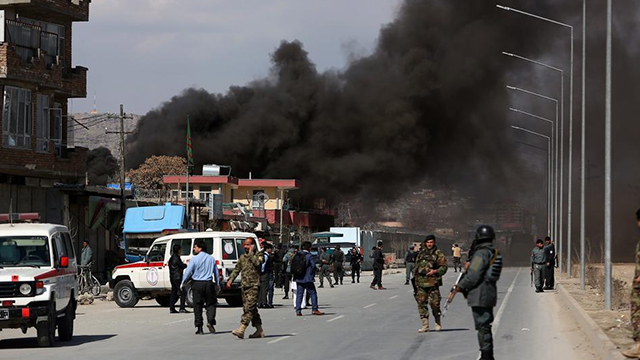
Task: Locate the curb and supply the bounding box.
[558,284,627,360]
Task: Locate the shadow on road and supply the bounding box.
[263,334,296,339]
[434,328,469,332]
[0,334,116,348]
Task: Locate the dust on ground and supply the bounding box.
[560,263,635,350]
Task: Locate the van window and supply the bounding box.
[201,238,213,255]
[62,232,75,260]
[171,239,192,256]
[221,239,237,260]
[52,232,68,259]
[148,243,166,262]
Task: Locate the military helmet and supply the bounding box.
[475,225,495,242]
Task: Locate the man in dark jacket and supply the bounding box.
[350,247,363,283]
[332,245,345,285]
[295,241,324,316]
[543,236,555,290]
[169,244,189,314]
[259,242,275,308]
[370,242,386,290]
[457,225,500,360]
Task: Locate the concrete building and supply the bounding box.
[0,0,90,224]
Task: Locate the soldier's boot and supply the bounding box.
[434,317,442,332]
[418,318,430,333]
[232,324,248,339]
[248,325,265,339]
[622,343,640,358]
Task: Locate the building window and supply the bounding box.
[51,103,63,156]
[36,94,49,153]
[2,86,32,148]
[180,186,193,199]
[199,186,212,202]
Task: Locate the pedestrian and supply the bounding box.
[622,208,640,358]
[531,239,546,293]
[452,244,462,272]
[370,242,386,290]
[294,241,324,316]
[282,245,296,299]
[81,240,92,266]
[543,236,555,290]
[318,247,334,288]
[226,237,265,339]
[332,245,345,285]
[413,235,447,332]
[456,225,502,360]
[181,240,219,335]
[274,243,284,289]
[350,247,363,283]
[169,244,189,314]
[405,245,417,285]
[259,242,274,308]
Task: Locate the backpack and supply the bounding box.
[485,248,503,282]
[291,253,308,279]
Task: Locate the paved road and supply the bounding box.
[0,268,597,359]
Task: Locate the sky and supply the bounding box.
[71,0,403,115]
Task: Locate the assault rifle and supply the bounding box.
[442,270,465,317]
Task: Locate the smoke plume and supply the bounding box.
[87,147,119,186]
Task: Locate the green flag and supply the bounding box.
[187,116,194,175]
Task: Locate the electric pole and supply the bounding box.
[106,104,134,223]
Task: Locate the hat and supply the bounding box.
[423,234,436,242]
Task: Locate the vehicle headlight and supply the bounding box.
[19,283,32,296]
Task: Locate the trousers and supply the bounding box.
[259,273,271,305]
[295,282,318,312]
[453,257,462,272]
[169,278,186,311]
[319,265,332,286]
[416,286,441,323]
[632,287,640,341]
[192,280,217,328]
[533,264,544,290]
[240,285,262,326]
[406,262,415,283]
[544,263,555,289]
[334,263,344,283]
[371,268,383,287]
[472,306,494,360]
[352,264,361,282]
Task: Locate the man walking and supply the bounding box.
[414,235,447,332]
[259,242,274,308]
[370,242,386,290]
[543,237,555,290]
[294,241,324,316]
[227,237,265,339]
[318,247,334,288]
[456,225,502,360]
[531,239,546,293]
[350,247,363,283]
[622,209,640,358]
[405,245,417,285]
[169,244,189,314]
[452,244,462,272]
[181,240,219,335]
[282,245,296,299]
[332,245,345,285]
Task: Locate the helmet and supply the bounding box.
[475,225,495,242]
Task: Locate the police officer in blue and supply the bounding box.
[456,225,502,360]
[182,240,220,335]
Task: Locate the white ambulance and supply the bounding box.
[0,223,78,347]
[109,231,259,308]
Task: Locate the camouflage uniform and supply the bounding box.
[413,246,448,323]
[632,240,640,341]
[229,250,265,326]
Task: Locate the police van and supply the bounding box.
[109,231,260,308]
[0,223,78,347]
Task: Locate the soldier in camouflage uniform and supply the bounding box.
[226,237,265,339]
[413,234,447,333]
[622,209,640,358]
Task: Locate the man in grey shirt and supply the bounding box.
[531,239,546,293]
[81,240,93,266]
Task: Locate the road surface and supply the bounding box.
[0,268,597,359]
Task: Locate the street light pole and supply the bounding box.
[497,4,575,278]
[580,0,587,291]
[506,86,559,239]
[512,128,552,213]
[502,52,564,274]
[604,0,612,311]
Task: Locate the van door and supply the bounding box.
[141,242,168,290]
[221,238,240,280]
[51,232,71,307]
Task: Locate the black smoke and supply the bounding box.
[87,147,119,186]
[125,1,640,260]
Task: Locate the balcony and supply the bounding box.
[0,0,90,22]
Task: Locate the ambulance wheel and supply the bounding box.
[114,280,139,308]
[36,301,56,347]
[226,296,243,307]
[58,300,75,341]
[186,284,194,308]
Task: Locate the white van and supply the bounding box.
[109,231,260,308]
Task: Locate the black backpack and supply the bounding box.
[291,253,308,279]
